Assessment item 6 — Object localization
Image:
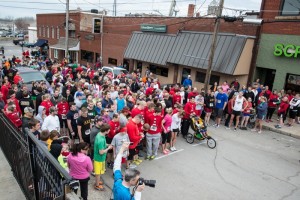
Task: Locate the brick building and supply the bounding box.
[255,0,300,92]
[37,10,258,89]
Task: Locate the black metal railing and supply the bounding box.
[0,113,79,200]
[0,113,35,200]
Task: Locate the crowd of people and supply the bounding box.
[1,55,300,200]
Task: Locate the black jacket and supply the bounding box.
[19,97,34,115]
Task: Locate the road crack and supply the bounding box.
[286,170,300,182]
[213,146,243,191]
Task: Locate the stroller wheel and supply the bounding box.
[207,137,216,149]
[186,133,194,144]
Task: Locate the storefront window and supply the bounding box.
[53,49,58,59]
[149,64,168,77]
[52,27,55,39]
[281,0,300,16]
[285,73,300,92]
[57,27,60,39]
[108,57,117,65]
[81,50,94,62]
[195,71,220,85]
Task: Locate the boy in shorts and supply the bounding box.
[93,123,112,191]
[111,126,130,169]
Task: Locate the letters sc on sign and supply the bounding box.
[274,43,300,58]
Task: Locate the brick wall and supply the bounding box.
[260,0,300,35]
[37,12,258,65]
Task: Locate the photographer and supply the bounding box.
[113,142,145,200]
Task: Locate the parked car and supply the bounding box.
[21,42,35,48]
[13,39,23,45]
[17,34,24,39]
[101,66,129,78]
[6,33,16,38]
[17,67,50,92]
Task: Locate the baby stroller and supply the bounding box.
[186,116,216,149]
[247,109,257,129]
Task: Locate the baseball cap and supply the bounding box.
[24,107,34,113]
[75,92,83,97]
[121,106,131,114]
[94,115,103,123]
[119,127,127,133]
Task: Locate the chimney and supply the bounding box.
[187,4,195,17]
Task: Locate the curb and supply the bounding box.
[262,125,300,140]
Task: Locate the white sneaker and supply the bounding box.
[129,164,137,169]
[172,146,177,151]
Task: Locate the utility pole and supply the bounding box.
[204,0,224,93]
[100,10,104,65]
[65,0,69,59]
[113,0,117,16]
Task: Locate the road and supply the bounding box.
[95,126,300,200]
[0,38,25,59]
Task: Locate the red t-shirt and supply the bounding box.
[40,100,54,116]
[126,119,141,149]
[1,85,9,103]
[173,108,179,115]
[243,102,253,114]
[147,113,163,134]
[108,120,120,139]
[184,102,196,119]
[172,94,181,106]
[268,94,279,108]
[145,87,155,96]
[278,101,289,114]
[5,111,22,127]
[13,75,22,85]
[187,92,198,100]
[131,107,145,119]
[57,102,69,117]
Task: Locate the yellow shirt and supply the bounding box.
[47,138,53,150]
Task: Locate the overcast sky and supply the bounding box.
[0,0,262,19]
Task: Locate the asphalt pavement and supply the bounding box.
[0,38,24,58]
[93,125,300,200]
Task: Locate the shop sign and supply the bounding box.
[140,24,167,33]
[274,43,300,58]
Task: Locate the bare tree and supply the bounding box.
[14,17,35,32]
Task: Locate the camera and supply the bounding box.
[138,178,156,188]
[69,180,80,190]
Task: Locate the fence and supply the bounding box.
[0,113,79,200]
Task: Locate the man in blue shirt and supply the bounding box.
[183,75,192,88]
[113,143,145,200]
[213,87,228,128]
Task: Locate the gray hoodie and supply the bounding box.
[35,105,45,126]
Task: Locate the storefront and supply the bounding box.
[256,34,300,92]
[50,37,80,63]
[124,31,255,89]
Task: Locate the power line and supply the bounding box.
[0,4,65,11]
[0,0,196,5]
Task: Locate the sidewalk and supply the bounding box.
[0,149,25,200]
[262,119,300,139]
